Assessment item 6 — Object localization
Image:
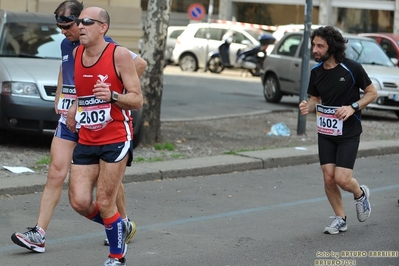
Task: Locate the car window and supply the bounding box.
[244,28,267,40]
[231,31,248,44]
[0,22,62,59]
[276,34,302,56]
[346,38,394,66]
[169,29,184,39]
[380,38,397,59]
[194,27,225,41]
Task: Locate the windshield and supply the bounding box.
[346,38,394,67]
[0,22,63,59]
[244,28,268,40]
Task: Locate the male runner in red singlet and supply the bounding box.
[11,0,146,254]
[67,6,143,266]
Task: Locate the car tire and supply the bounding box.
[179,53,198,72]
[131,108,143,149]
[263,73,283,103]
[249,66,261,76]
[207,57,224,73]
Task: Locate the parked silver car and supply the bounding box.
[261,31,399,117]
[0,11,63,134]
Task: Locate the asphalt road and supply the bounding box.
[161,65,299,121]
[1,153,398,266]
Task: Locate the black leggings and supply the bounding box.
[318,134,360,170]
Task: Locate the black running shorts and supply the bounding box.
[318,134,360,169]
[72,140,133,166]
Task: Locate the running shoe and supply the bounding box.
[104,219,136,246]
[355,185,371,222]
[104,257,126,266]
[11,226,45,253]
[323,216,347,235]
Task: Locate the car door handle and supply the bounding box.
[294,63,299,67]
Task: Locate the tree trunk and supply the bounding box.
[139,0,171,146]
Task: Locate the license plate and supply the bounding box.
[388,94,399,102]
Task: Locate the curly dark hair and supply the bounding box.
[311,26,347,63]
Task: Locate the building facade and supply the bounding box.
[2,0,142,53]
[5,1,399,53]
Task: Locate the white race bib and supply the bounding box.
[57,85,76,116]
[75,95,112,131]
[316,104,343,136]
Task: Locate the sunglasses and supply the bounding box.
[57,22,75,30]
[55,14,77,23]
[75,18,104,26]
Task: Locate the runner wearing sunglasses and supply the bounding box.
[11,0,146,255]
[67,6,143,266]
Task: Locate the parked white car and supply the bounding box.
[164,26,186,65]
[172,23,267,72]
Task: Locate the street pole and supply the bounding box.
[297,0,313,135]
[204,0,214,72]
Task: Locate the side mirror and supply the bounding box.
[390,58,398,66]
[241,40,251,46]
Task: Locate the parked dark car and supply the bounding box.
[261,31,399,117]
[0,10,142,147]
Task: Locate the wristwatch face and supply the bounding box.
[111,91,118,102]
[351,102,359,110]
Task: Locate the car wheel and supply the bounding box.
[263,73,283,103]
[207,57,224,73]
[249,66,261,77]
[131,108,143,149]
[179,53,198,72]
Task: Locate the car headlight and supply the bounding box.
[369,78,381,90]
[1,82,40,97]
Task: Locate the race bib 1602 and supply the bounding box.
[316,104,343,136]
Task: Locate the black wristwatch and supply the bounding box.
[110,91,119,103]
[351,102,359,111]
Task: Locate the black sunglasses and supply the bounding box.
[55,14,77,23]
[57,23,74,30]
[75,18,104,26]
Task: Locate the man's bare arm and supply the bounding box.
[112,46,143,110]
[134,56,147,78]
[299,95,321,116]
[55,65,63,114]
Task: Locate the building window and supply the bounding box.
[141,0,219,13]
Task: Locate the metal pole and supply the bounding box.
[297,0,313,135]
[204,0,214,72]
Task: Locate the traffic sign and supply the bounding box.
[187,3,206,21]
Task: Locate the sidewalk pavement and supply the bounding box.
[1,139,398,196]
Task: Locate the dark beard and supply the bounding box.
[315,51,331,62]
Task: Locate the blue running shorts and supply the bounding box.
[54,122,78,142]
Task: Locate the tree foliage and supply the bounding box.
[139,0,172,146]
[235,3,273,26]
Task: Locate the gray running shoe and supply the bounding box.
[11,226,45,253]
[104,219,136,246]
[104,257,126,266]
[324,216,347,235]
[356,185,371,222]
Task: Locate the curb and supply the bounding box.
[2,139,398,197]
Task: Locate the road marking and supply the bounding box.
[1,184,398,254]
